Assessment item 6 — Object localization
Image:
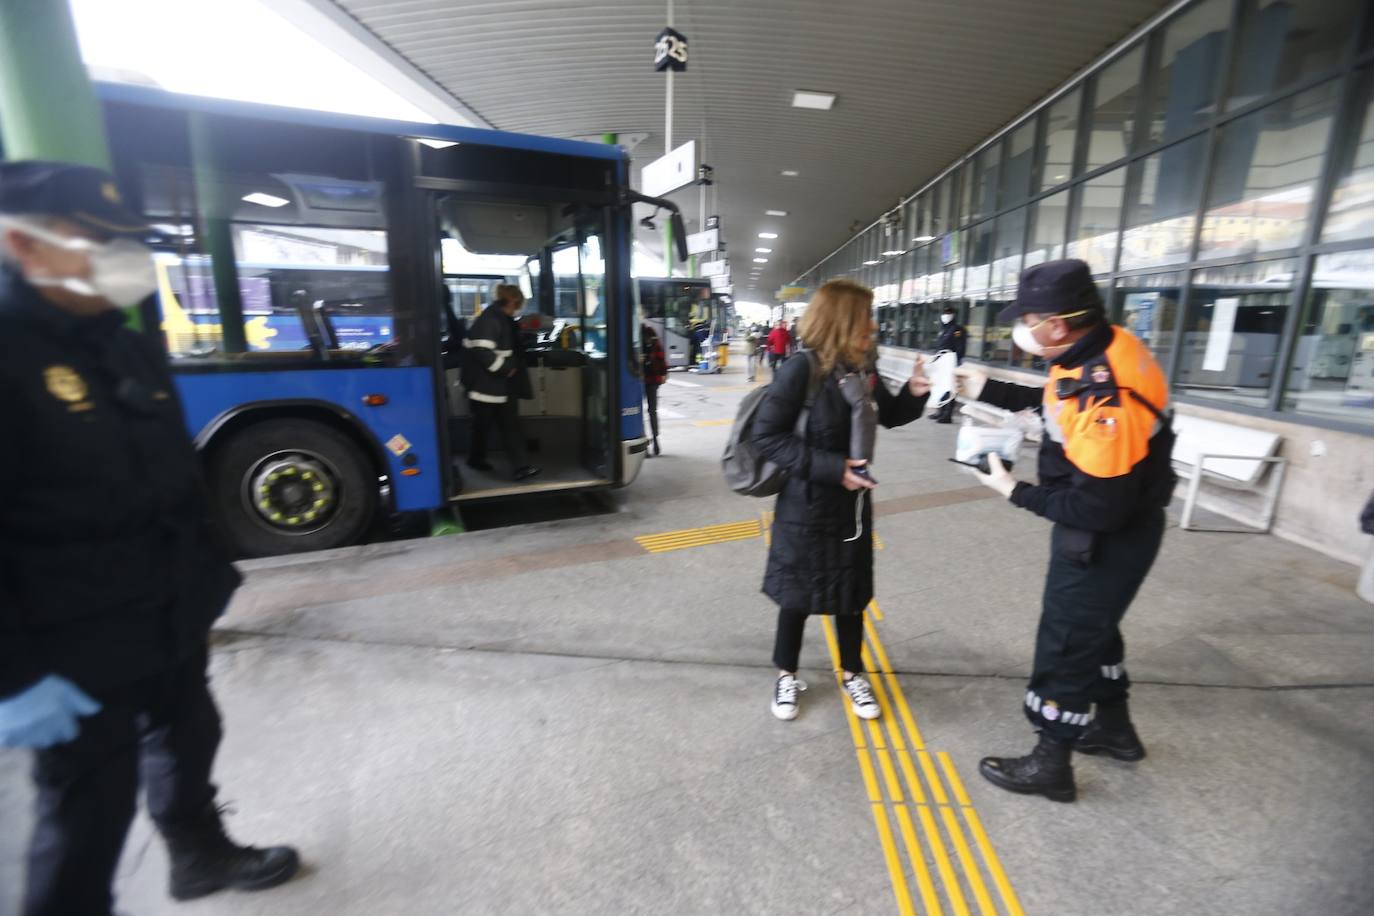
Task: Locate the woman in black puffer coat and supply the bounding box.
[751,279,931,722]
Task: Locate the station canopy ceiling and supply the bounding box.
[326,0,1172,297]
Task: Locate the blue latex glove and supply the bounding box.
[0,675,102,749]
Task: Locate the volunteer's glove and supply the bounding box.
[972,453,1018,499]
[0,675,101,749]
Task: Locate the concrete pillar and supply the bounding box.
[1359,542,1374,605]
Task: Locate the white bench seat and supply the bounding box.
[1172,415,1287,533]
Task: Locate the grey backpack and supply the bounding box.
[722,351,819,497]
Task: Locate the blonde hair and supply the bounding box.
[799,279,874,375]
[494,283,525,307]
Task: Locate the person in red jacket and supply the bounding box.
[642,323,668,456]
[766,319,792,375]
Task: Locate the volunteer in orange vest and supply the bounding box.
[956,259,1175,803]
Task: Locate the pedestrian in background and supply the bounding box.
[766,319,791,375]
[642,322,668,456]
[463,284,541,481]
[750,279,930,722]
[0,161,299,915]
[928,304,966,424]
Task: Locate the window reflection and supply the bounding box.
[1086,46,1144,172]
[1121,135,1206,269]
[1068,166,1126,274]
[1322,68,1374,243]
[1227,0,1363,111]
[1025,190,1070,268]
[1144,0,1229,145]
[972,141,1002,223]
[1003,121,1036,208]
[992,208,1027,289]
[1200,80,1340,259]
[1177,258,1298,408]
[1114,270,1185,368]
[1041,89,1082,191]
[1283,249,1374,430]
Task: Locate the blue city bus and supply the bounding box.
[98,83,687,556]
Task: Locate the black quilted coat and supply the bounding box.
[752,352,927,615]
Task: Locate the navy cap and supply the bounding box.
[998,258,1103,322]
[0,161,148,239]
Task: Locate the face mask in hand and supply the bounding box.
[4,219,157,306]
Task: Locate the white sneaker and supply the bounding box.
[844,674,880,720]
[772,674,807,721]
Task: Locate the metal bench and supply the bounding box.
[1172,414,1287,534]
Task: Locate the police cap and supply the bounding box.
[0,160,149,239]
[998,258,1103,322]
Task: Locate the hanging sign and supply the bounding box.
[710,275,731,293]
[640,140,696,197]
[654,27,689,72]
[701,259,729,277]
[686,228,719,255]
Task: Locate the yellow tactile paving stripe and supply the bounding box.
[822,606,1025,916]
[691,418,737,427]
[634,519,763,553]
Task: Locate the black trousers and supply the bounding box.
[24,650,221,916]
[1025,511,1166,740]
[645,383,660,444]
[469,398,526,468]
[773,609,865,674]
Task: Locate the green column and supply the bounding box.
[188,112,247,354]
[0,0,109,168]
[663,219,674,278]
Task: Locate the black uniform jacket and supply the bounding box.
[0,269,240,697]
[979,322,1174,535]
[751,352,927,615]
[934,322,967,362]
[461,305,532,403]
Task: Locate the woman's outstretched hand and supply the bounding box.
[908,355,932,397]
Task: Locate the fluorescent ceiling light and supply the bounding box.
[792,91,836,111]
[883,250,905,256]
[753,258,769,263]
[759,232,779,239]
[755,247,772,253]
[765,209,788,217]
[864,259,881,266]
[415,137,459,149]
[780,170,800,177]
[242,192,289,208]
[912,235,936,243]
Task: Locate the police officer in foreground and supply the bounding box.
[0,162,300,913]
[956,259,1174,802]
[928,304,966,423]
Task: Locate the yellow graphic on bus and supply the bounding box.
[156,261,278,352]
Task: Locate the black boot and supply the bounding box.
[1076,700,1146,761]
[979,733,1076,802]
[164,803,300,901]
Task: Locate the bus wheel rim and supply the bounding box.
[242,450,342,536]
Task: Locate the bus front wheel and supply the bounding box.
[210,418,377,557]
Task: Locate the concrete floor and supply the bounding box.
[3,352,1374,916]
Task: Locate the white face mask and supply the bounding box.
[940,313,954,325]
[2,218,157,306]
[1012,309,1092,357]
[1011,321,1046,356]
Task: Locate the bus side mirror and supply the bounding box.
[671,212,688,263]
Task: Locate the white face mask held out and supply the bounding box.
[941,313,954,325]
[1,217,157,306]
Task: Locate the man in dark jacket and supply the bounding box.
[0,162,299,915]
[462,283,540,481]
[928,305,967,423]
[958,259,1173,803]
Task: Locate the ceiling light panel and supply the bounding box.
[792,91,836,111]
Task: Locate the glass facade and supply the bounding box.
[794,0,1374,435]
